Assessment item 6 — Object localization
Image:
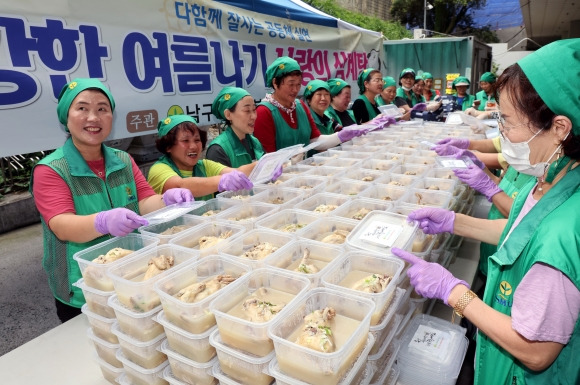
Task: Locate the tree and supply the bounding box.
[304,0,411,40]
[391,0,487,35]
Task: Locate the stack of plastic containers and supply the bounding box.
[396,314,469,385]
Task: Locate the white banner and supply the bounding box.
[0,0,383,157]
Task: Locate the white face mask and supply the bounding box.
[500,129,563,177]
[402,85,412,91]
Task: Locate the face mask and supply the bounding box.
[402,86,412,91]
[500,129,562,177]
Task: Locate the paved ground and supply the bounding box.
[0,223,60,357]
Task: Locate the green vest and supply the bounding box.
[479,167,535,276]
[260,100,312,150]
[476,166,580,385]
[396,87,422,107]
[30,138,140,308]
[357,94,379,121]
[309,107,335,135]
[154,155,213,201]
[475,90,496,111]
[424,89,438,101]
[325,106,355,127]
[207,126,265,168]
[375,95,389,107]
[456,94,476,111]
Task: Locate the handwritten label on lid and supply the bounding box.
[409,325,452,361]
[357,221,403,248]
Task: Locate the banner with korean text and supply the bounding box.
[0,0,383,156]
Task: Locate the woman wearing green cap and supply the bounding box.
[421,72,439,102]
[254,56,367,154]
[351,68,383,124]
[30,78,193,322]
[375,76,397,107]
[147,114,253,201]
[394,68,421,109]
[391,39,580,385]
[325,78,356,127]
[475,72,497,111]
[303,79,341,135]
[450,76,475,111]
[206,87,265,168]
[412,75,427,104]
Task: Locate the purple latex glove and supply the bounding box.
[454,165,502,201]
[411,102,427,111]
[337,127,367,142]
[407,207,455,234]
[162,188,194,206]
[455,149,485,170]
[218,170,254,192]
[270,164,284,181]
[371,116,397,130]
[433,144,462,156]
[435,137,470,149]
[392,247,469,305]
[94,208,149,237]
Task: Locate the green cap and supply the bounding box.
[304,79,330,99]
[415,75,424,82]
[518,39,580,135]
[452,76,470,89]
[327,78,350,96]
[57,78,115,132]
[382,76,396,89]
[480,72,496,83]
[357,68,375,94]
[422,72,433,80]
[157,114,198,138]
[211,87,251,120]
[265,56,301,87]
[399,68,416,80]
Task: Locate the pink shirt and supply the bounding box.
[504,186,580,344]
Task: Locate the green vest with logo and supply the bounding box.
[155,155,213,201]
[309,107,335,135]
[396,87,422,107]
[476,167,580,385]
[357,94,379,121]
[479,167,534,276]
[207,126,265,168]
[30,138,140,308]
[260,100,312,150]
[325,106,355,127]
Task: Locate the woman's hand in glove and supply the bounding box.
[94,208,149,237]
[218,170,254,192]
[337,127,368,142]
[454,166,502,201]
[407,207,455,234]
[162,188,194,205]
[435,137,470,149]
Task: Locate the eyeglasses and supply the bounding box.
[496,111,530,136]
[370,78,384,83]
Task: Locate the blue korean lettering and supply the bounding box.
[207,8,223,29]
[294,27,312,42]
[123,32,173,92]
[0,69,39,108]
[171,35,212,93]
[209,40,243,87]
[242,43,267,86]
[190,4,207,27]
[283,24,295,40]
[265,21,285,39]
[175,2,192,25]
[227,12,240,32]
[79,25,110,80]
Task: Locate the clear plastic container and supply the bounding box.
[279,175,328,198]
[268,334,375,385]
[161,365,217,385]
[326,149,373,160]
[214,202,279,231]
[297,156,335,167]
[94,354,124,385]
[358,183,407,203]
[108,294,164,342]
[331,197,392,222]
[215,188,269,203]
[267,288,375,385]
[87,327,122,368]
[320,252,403,325]
[73,234,160,291]
[359,158,400,172]
[159,339,218,385]
[250,186,305,209]
[293,192,350,216]
[154,255,250,334]
[254,208,318,235]
[341,168,385,183]
[81,303,118,344]
[324,157,363,168]
[209,330,275,385]
[281,164,313,175]
[209,268,311,357]
[185,198,240,219]
[303,166,347,182]
[389,163,431,178]
[388,146,416,156]
[155,310,217,362]
[374,172,420,188]
[370,151,406,163]
[263,172,296,186]
[345,211,418,255]
[139,215,207,245]
[116,349,169,385]
[403,155,437,166]
[294,216,359,247]
[324,179,370,198]
[399,188,453,209]
[424,167,459,181]
[169,221,246,258]
[144,201,207,224]
[368,341,400,385]
[218,229,294,270]
[413,177,457,195]
[73,278,115,318]
[111,321,167,369]
[368,311,401,358]
[264,239,344,288]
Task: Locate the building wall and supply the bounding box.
[336,0,392,21]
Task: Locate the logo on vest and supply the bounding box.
[495,280,513,308]
[125,186,136,202]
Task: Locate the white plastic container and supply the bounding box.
[359,158,400,172]
[73,234,159,291]
[161,365,217,385]
[143,201,206,224]
[412,177,457,195]
[267,288,375,385]
[293,192,349,216]
[264,239,344,288]
[357,183,408,203]
[74,278,115,318]
[250,186,305,209]
[320,252,403,325]
[107,245,198,312]
[331,197,392,222]
[209,331,275,385]
[324,179,371,198]
[215,188,269,203]
[185,198,240,219]
[93,354,124,385]
[155,311,217,362]
[111,321,167,369]
[341,168,385,183]
[218,229,294,270]
[324,157,363,169]
[368,342,401,385]
[346,211,418,254]
[138,215,207,245]
[159,340,218,385]
[398,188,453,209]
[209,268,311,357]
[297,156,335,167]
[169,221,246,258]
[81,303,118,344]
[87,327,122,368]
[294,216,359,247]
[154,255,251,334]
[279,175,328,198]
[303,165,347,182]
[254,208,318,235]
[116,349,169,385]
[374,172,420,188]
[107,294,164,342]
[214,202,279,231]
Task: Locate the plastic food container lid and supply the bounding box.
[249,150,292,184]
[144,201,206,223]
[435,156,473,169]
[378,104,403,118]
[346,211,418,254]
